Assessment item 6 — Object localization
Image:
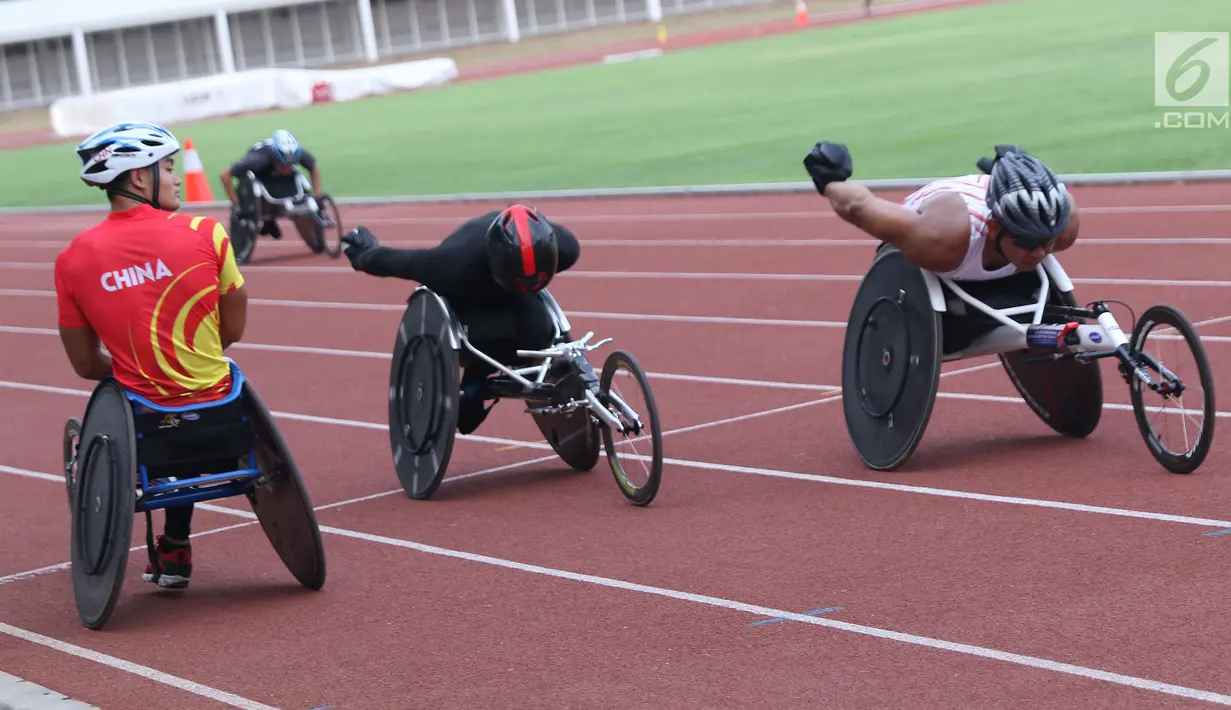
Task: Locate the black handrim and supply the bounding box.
[1127,304,1216,474]
[230,213,257,265]
[855,296,912,419]
[598,349,663,506]
[63,417,81,505]
[318,195,343,258]
[398,336,447,455]
[243,383,328,591]
[387,295,461,502]
[73,434,120,576]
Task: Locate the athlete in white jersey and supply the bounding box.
[800,141,1081,280]
[899,174,1018,281]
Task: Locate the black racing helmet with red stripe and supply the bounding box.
[486,204,559,294]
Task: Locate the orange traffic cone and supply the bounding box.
[181,137,214,203]
[795,0,809,26]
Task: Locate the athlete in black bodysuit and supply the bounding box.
[220,129,321,241]
[340,204,581,434]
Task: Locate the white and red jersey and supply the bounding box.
[901,174,1017,281]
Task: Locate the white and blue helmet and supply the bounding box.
[77,121,181,187]
[270,129,302,164]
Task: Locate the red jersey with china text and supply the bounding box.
[54,204,246,407]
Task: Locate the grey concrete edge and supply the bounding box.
[2,169,1230,215]
[0,672,97,710]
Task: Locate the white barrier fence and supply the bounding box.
[47,57,457,137]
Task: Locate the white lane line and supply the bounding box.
[3,462,1230,706]
[0,292,842,328]
[5,295,1231,339]
[0,382,850,584]
[310,524,1231,707]
[9,262,1231,288]
[7,236,1231,248]
[0,623,279,710]
[2,201,1229,231]
[1,370,1227,531]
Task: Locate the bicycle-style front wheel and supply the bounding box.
[1126,304,1216,474]
[598,349,663,506]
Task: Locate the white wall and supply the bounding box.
[0,0,775,111]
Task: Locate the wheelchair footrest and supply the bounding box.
[138,468,263,504]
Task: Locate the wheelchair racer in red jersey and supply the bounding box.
[56,121,249,589]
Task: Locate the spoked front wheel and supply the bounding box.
[1125,304,1216,474]
[598,349,663,506]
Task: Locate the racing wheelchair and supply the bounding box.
[386,285,664,506]
[229,169,343,265]
[60,360,327,630]
[841,244,1216,473]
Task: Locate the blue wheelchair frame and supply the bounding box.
[122,360,263,512]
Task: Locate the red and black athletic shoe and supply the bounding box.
[142,535,193,589]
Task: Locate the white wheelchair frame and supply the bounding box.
[411,286,639,434]
[919,253,1132,364]
[246,169,322,220]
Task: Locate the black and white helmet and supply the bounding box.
[985,150,1071,249]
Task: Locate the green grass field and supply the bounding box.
[2,0,1226,208]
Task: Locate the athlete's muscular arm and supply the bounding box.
[221,152,266,205]
[300,151,322,196]
[214,221,249,348]
[823,182,970,273]
[220,167,239,205]
[219,287,248,349]
[58,326,113,380]
[54,252,112,379]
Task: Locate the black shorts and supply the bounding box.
[940,270,1043,355]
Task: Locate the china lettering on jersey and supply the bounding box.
[100,259,173,292]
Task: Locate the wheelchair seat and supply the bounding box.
[122,362,261,499]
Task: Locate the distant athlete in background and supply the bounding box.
[339,205,581,435]
[220,129,323,243]
[57,121,249,590]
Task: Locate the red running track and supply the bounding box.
[1,182,1231,709]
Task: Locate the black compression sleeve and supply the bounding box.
[552,223,581,272]
[355,247,428,280]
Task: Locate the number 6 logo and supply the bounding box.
[1155,32,1229,107]
[1167,37,1218,102]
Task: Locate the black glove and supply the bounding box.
[340,226,379,270]
[976,144,1023,174]
[803,141,853,195]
